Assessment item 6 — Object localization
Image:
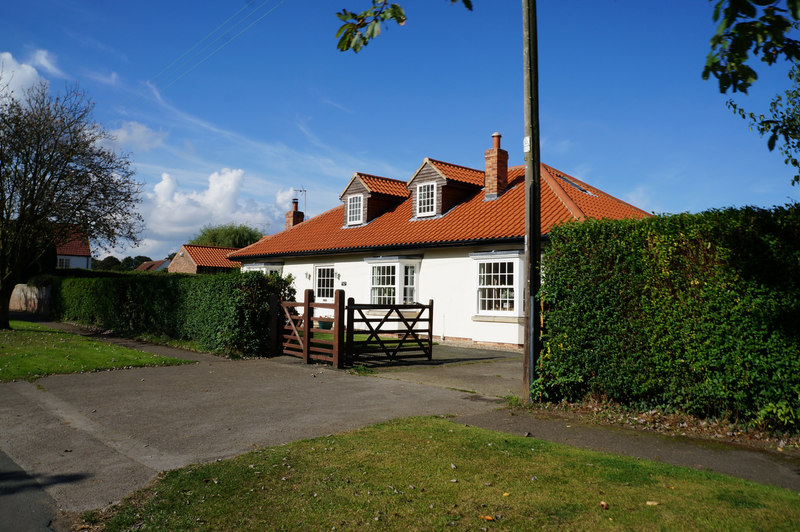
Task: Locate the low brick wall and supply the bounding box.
[10,284,51,316]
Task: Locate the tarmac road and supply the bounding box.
[2,323,799,530]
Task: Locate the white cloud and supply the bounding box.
[110,121,167,152]
[131,168,283,259]
[0,51,42,97]
[275,187,297,210]
[86,70,120,86]
[623,185,656,213]
[28,49,65,78]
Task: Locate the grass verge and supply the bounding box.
[0,320,192,381]
[98,416,800,531]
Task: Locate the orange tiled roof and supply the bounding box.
[230,161,650,260]
[56,230,91,257]
[183,245,241,268]
[427,159,485,186]
[357,173,410,197]
[135,259,168,271]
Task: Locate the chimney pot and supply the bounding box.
[492,132,502,149]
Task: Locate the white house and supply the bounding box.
[56,228,91,269]
[230,133,650,349]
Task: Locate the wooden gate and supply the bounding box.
[345,298,433,363]
[281,289,345,368]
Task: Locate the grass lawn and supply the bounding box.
[0,320,192,381]
[97,416,800,531]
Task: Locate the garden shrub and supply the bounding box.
[51,271,295,357]
[539,204,800,431]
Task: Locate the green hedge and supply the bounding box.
[539,204,800,431]
[51,271,295,357]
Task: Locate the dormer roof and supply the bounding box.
[340,172,409,200]
[408,158,484,188]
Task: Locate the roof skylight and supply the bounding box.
[556,174,595,196]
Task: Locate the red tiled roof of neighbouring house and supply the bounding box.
[356,173,410,198]
[230,161,651,260]
[56,230,91,257]
[135,259,169,271]
[183,245,241,268]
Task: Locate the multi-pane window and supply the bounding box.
[57,258,70,269]
[347,194,363,225]
[316,267,335,299]
[402,265,416,304]
[416,183,435,217]
[477,261,515,312]
[371,265,396,304]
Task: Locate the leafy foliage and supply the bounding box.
[703,0,800,94]
[187,223,262,249]
[0,81,142,328]
[728,66,800,184]
[703,1,800,183]
[50,271,295,357]
[336,0,472,52]
[538,205,800,431]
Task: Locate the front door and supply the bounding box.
[315,265,335,304]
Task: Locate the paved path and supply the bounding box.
[2,323,799,530]
[0,326,503,529]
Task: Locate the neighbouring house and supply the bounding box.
[168,244,241,274]
[229,133,651,349]
[56,228,91,269]
[135,259,170,272]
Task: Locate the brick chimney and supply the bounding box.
[285,198,304,230]
[484,132,508,200]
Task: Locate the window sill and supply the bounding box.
[471,315,524,324]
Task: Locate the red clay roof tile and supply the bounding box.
[357,174,410,197]
[183,245,241,268]
[230,161,650,260]
[56,230,91,257]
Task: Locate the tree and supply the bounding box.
[336,0,472,52]
[120,255,152,270]
[703,0,800,184]
[0,81,143,328]
[188,223,262,249]
[93,256,122,271]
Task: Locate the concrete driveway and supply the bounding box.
[0,340,506,520]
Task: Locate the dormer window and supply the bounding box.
[347,194,363,225]
[417,183,436,217]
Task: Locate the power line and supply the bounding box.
[159,0,289,91]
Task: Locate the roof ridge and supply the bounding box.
[540,166,586,221]
[183,244,240,250]
[357,172,405,183]
[427,158,484,174]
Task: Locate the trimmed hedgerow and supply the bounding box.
[538,204,800,431]
[50,271,295,357]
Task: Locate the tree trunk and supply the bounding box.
[0,283,13,330]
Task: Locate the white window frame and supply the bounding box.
[365,256,421,305]
[241,262,283,276]
[416,182,436,218]
[57,257,70,269]
[471,251,523,317]
[347,194,363,225]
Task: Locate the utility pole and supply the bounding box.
[522,0,542,402]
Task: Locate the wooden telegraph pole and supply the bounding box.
[522,0,542,402]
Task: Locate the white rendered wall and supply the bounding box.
[245,245,525,347]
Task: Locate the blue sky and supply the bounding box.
[3,0,799,260]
